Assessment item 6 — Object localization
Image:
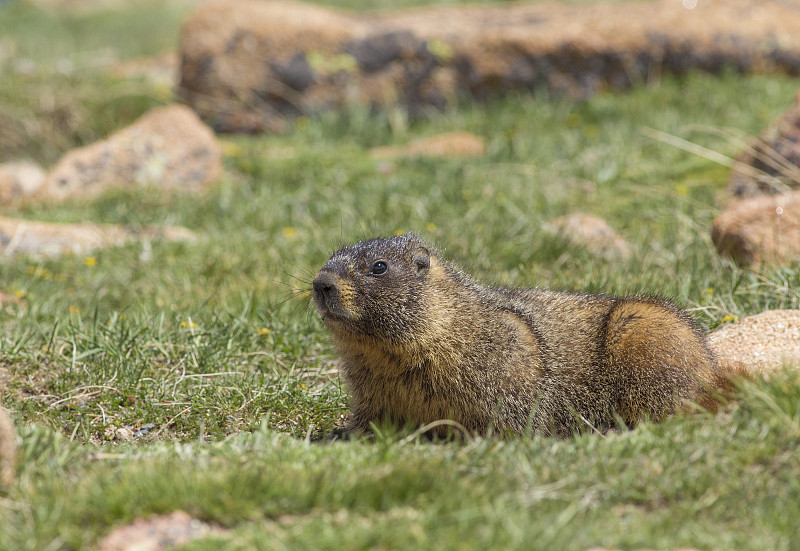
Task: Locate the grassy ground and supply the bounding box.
[1,0,800,549]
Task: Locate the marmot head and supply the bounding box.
[312,233,433,343]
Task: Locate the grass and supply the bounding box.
[6,374,800,550]
[1,0,800,549]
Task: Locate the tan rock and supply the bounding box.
[545,213,631,261]
[0,216,196,259]
[98,510,221,551]
[711,190,800,267]
[370,131,485,159]
[114,428,134,442]
[729,88,800,199]
[0,290,23,305]
[0,161,46,203]
[708,310,800,374]
[179,0,800,133]
[38,104,221,203]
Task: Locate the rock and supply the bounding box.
[0,290,23,305]
[98,511,221,551]
[729,88,800,198]
[544,213,631,261]
[38,104,221,203]
[708,310,800,374]
[0,161,46,203]
[114,428,134,442]
[180,0,361,132]
[179,0,800,133]
[711,190,800,267]
[0,216,196,259]
[370,131,485,159]
[0,405,16,489]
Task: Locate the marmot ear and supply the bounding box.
[412,247,430,277]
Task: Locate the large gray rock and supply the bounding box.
[38,104,221,203]
[179,0,800,133]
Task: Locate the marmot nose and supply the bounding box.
[312,271,339,305]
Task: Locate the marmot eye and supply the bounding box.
[370,260,388,275]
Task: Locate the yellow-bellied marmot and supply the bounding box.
[312,233,735,437]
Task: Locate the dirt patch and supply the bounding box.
[370,131,486,159]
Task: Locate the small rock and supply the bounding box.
[0,290,23,305]
[38,104,221,203]
[711,190,800,267]
[544,213,631,261]
[98,511,222,551]
[370,131,486,159]
[0,215,196,259]
[708,310,800,374]
[133,423,155,438]
[728,88,800,199]
[114,428,133,442]
[0,161,46,203]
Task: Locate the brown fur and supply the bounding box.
[312,234,735,437]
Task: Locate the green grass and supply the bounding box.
[6,373,800,550]
[1,0,800,549]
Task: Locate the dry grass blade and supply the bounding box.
[642,125,800,193]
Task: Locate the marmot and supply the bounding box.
[312,233,736,437]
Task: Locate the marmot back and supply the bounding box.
[312,233,729,437]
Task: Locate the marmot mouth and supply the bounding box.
[318,307,354,324]
[320,313,364,338]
